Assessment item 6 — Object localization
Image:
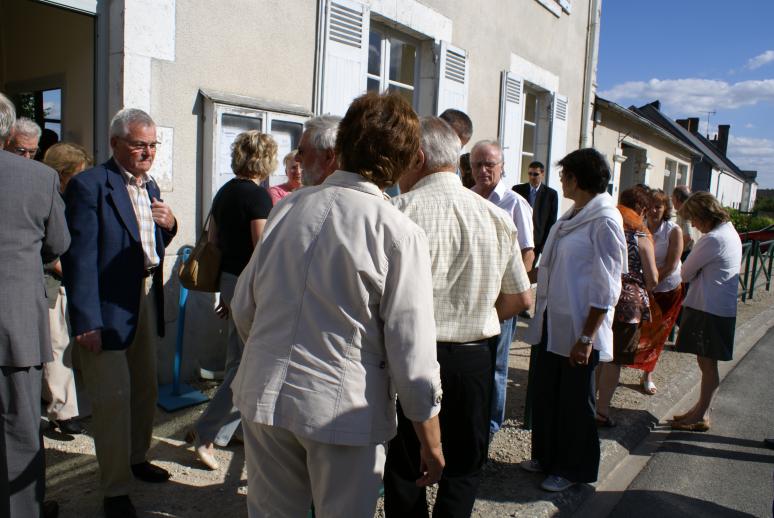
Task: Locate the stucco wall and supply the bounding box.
[0,0,94,149]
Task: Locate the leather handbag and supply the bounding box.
[178,213,221,292]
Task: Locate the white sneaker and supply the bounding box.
[541,474,574,492]
[519,459,543,473]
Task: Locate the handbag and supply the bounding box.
[178,212,221,292]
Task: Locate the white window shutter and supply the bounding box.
[321,0,369,116]
[547,92,568,190]
[435,41,469,114]
[498,71,524,188]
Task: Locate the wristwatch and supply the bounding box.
[579,334,593,345]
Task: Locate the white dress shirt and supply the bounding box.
[681,221,742,317]
[485,180,535,251]
[392,172,531,342]
[653,219,682,293]
[524,193,627,361]
[230,171,442,446]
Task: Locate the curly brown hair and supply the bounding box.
[231,131,278,180]
[335,92,420,189]
[619,185,651,213]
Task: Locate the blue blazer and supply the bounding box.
[62,158,176,350]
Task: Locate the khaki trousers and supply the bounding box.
[243,421,385,518]
[42,287,78,421]
[77,277,158,497]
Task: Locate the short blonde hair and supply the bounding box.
[283,149,298,168]
[231,131,278,180]
[43,142,94,180]
[678,191,729,229]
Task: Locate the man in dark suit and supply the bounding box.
[512,161,558,259]
[0,92,70,518]
[62,108,177,518]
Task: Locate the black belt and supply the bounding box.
[143,266,158,278]
[437,338,491,351]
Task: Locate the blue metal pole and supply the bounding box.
[172,247,192,396]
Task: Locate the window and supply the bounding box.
[11,88,63,138]
[367,24,419,107]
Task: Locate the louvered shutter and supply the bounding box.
[435,41,469,114]
[546,93,568,190]
[321,0,369,116]
[498,71,524,188]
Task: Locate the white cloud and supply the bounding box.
[745,50,774,70]
[599,78,774,114]
[727,135,774,188]
[745,123,756,129]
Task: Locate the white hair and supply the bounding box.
[0,92,16,141]
[470,139,503,160]
[420,117,461,172]
[12,117,42,140]
[109,108,155,138]
[304,115,341,151]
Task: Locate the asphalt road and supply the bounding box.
[603,327,774,517]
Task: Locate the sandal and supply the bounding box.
[641,376,657,395]
[595,412,617,428]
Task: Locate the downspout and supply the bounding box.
[580,0,602,149]
[312,0,328,115]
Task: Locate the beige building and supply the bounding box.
[1,0,602,380]
[593,96,695,200]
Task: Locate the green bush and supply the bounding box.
[728,208,774,233]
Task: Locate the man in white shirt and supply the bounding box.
[294,115,341,186]
[385,118,531,517]
[470,140,535,437]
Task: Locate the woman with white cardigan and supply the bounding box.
[671,192,742,431]
[520,148,627,492]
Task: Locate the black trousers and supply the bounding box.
[531,336,601,483]
[384,340,495,518]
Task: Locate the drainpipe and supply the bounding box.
[580,0,602,149]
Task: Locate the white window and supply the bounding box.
[367,24,419,108]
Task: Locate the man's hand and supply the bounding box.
[151,197,175,231]
[76,329,103,354]
[215,298,230,320]
[416,443,445,487]
[569,339,592,367]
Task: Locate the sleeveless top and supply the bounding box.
[653,220,682,293]
[615,228,651,324]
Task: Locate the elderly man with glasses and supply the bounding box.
[62,108,177,518]
[5,117,42,158]
[470,140,535,439]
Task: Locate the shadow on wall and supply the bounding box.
[157,246,229,385]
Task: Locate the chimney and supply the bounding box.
[676,118,690,130]
[716,124,730,155]
[649,100,661,110]
[687,117,700,133]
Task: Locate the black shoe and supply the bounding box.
[104,495,137,518]
[764,438,774,450]
[518,310,532,319]
[54,418,85,435]
[131,461,170,483]
[43,500,59,518]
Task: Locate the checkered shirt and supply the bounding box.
[392,172,531,342]
[122,168,160,268]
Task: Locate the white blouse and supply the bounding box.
[681,221,742,318]
[524,193,627,362]
[653,219,682,293]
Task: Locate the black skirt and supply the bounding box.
[675,307,736,361]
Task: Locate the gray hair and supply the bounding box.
[12,117,42,140]
[420,117,461,172]
[109,108,155,138]
[0,92,16,142]
[672,185,691,203]
[304,115,341,151]
[471,139,503,160]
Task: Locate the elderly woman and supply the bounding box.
[188,130,276,469]
[268,149,303,203]
[228,92,443,516]
[631,188,683,394]
[596,186,658,426]
[41,143,94,434]
[521,148,626,492]
[671,192,741,431]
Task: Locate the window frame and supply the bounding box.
[366,22,422,109]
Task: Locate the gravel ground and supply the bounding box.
[44,287,774,517]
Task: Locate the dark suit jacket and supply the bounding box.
[513,182,558,255]
[0,150,70,367]
[62,158,176,351]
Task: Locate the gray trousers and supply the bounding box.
[1,365,44,518]
[194,272,243,446]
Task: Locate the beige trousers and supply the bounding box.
[77,277,158,497]
[243,420,386,518]
[42,286,78,421]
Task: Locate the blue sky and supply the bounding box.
[597,1,774,189]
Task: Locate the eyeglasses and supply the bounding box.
[472,160,502,170]
[120,138,160,152]
[12,146,38,157]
